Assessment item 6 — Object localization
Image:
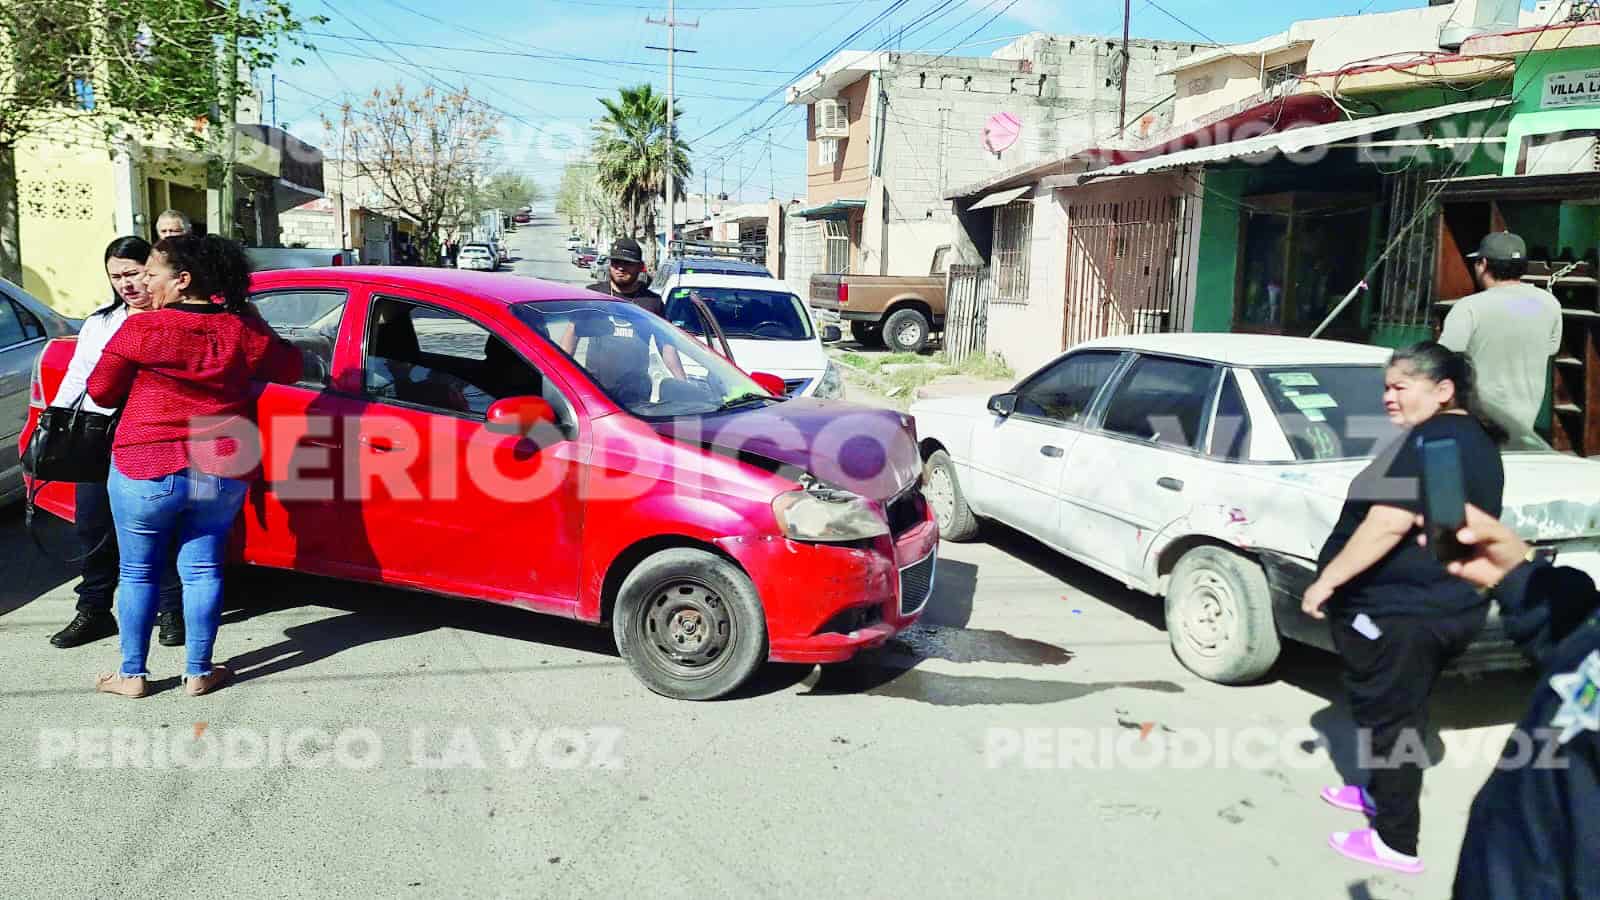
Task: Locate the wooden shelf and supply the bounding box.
[1556,402,1584,415]
[1558,355,1585,368]
[1527,275,1600,286]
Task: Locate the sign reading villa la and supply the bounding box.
[1544,68,1600,109]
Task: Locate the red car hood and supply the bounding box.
[650,399,922,501]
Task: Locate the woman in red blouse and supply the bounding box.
[86,234,302,698]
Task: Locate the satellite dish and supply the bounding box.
[982,112,1022,154]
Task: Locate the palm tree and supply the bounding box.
[592,84,691,264]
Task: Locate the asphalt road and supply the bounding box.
[0,215,1539,897]
[503,215,589,286]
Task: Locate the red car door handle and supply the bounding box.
[360,435,403,453]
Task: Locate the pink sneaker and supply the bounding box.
[1320,785,1376,816]
[1328,829,1424,875]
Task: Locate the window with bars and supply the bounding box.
[991,200,1033,304]
[824,219,851,274]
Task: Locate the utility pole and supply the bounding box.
[1117,0,1131,137]
[270,73,277,127]
[647,1,698,254]
[219,0,242,240]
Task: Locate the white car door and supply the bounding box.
[966,349,1125,544]
[1057,354,1224,582]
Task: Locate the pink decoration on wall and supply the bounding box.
[982,112,1022,154]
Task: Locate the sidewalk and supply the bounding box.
[912,375,1013,401]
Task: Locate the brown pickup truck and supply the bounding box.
[809,246,948,353]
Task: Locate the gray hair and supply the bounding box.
[156,209,193,232]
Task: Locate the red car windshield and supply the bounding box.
[515,299,770,419]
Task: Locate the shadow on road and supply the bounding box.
[0,504,79,618]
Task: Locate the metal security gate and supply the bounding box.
[1063,194,1193,348]
[945,263,990,364]
[1376,165,1441,332]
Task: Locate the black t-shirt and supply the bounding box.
[586,280,664,317]
[1317,413,1505,616]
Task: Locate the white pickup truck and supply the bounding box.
[245,247,358,271]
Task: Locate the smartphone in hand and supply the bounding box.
[1419,436,1470,564]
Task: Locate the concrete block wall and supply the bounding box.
[279,209,338,249]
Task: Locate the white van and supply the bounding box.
[658,272,844,399]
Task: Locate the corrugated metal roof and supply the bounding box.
[967,185,1032,211]
[1081,97,1508,181]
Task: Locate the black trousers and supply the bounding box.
[1330,605,1485,857]
[74,480,182,616]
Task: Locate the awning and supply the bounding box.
[1081,97,1510,182]
[793,198,865,219]
[967,185,1031,211]
[1428,171,1600,202]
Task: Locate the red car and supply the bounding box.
[23,269,937,700]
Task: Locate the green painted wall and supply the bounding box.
[1192,169,1247,333]
[1505,44,1600,176]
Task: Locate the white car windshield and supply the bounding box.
[514,299,772,418]
[663,286,813,341]
[1252,365,1400,461]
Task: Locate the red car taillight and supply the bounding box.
[28,349,46,408]
[838,281,848,306]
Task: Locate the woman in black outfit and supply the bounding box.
[1302,341,1506,875]
[47,237,183,650]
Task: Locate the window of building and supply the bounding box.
[818,138,840,166]
[991,199,1033,304]
[824,219,851,274]
[1263,59,1307,91]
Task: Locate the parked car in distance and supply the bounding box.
[457,243,497,271]
[22,268,937,700]
[658,272,845,400]
[811,245,949,354]
[573,249,598,269]
[513,211,532,225]
[0,277,77,506]
[567,235,583,250]
[912,332,1600,685]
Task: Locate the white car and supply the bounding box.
[457,243,496,271]
[912,332,1600,684]
[658,272,845,399]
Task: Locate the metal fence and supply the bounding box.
[1063,193,1193,348]
[945,263,991,365]
[1375,166,1440,331]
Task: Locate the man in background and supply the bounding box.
[156,209,193,240]
[1439,231,1562,448]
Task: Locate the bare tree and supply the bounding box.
[328,84,497,265]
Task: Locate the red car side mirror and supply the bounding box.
[486,396,557,434]
[749,372,787,397]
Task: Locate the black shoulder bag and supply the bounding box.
[21,393,120,562]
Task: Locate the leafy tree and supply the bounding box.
[328,84,498,265]
[472,170,542,215]
[0,0,309,283]
[592,83,689,265]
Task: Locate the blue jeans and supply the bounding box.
[107,468,248,678]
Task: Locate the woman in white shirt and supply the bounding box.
[48,237,184,650]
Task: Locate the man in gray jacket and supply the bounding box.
[1439,231,1562,448]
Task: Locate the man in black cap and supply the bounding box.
[1440,231,1562,448]
[572,237,685,380]
[587,238,662,314]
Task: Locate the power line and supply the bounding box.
[312,47,770,102]
[296,31,795,74]
[544,0,883,8]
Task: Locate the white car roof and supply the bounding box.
[664,272,796,293]
[1073,332,1394,367]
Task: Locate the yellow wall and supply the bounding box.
[16,125,120,317]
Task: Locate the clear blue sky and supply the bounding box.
[266,0,1509,204]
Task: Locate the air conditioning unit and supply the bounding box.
[815,99,849,138]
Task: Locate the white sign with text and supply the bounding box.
[1544,68,1600,109]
